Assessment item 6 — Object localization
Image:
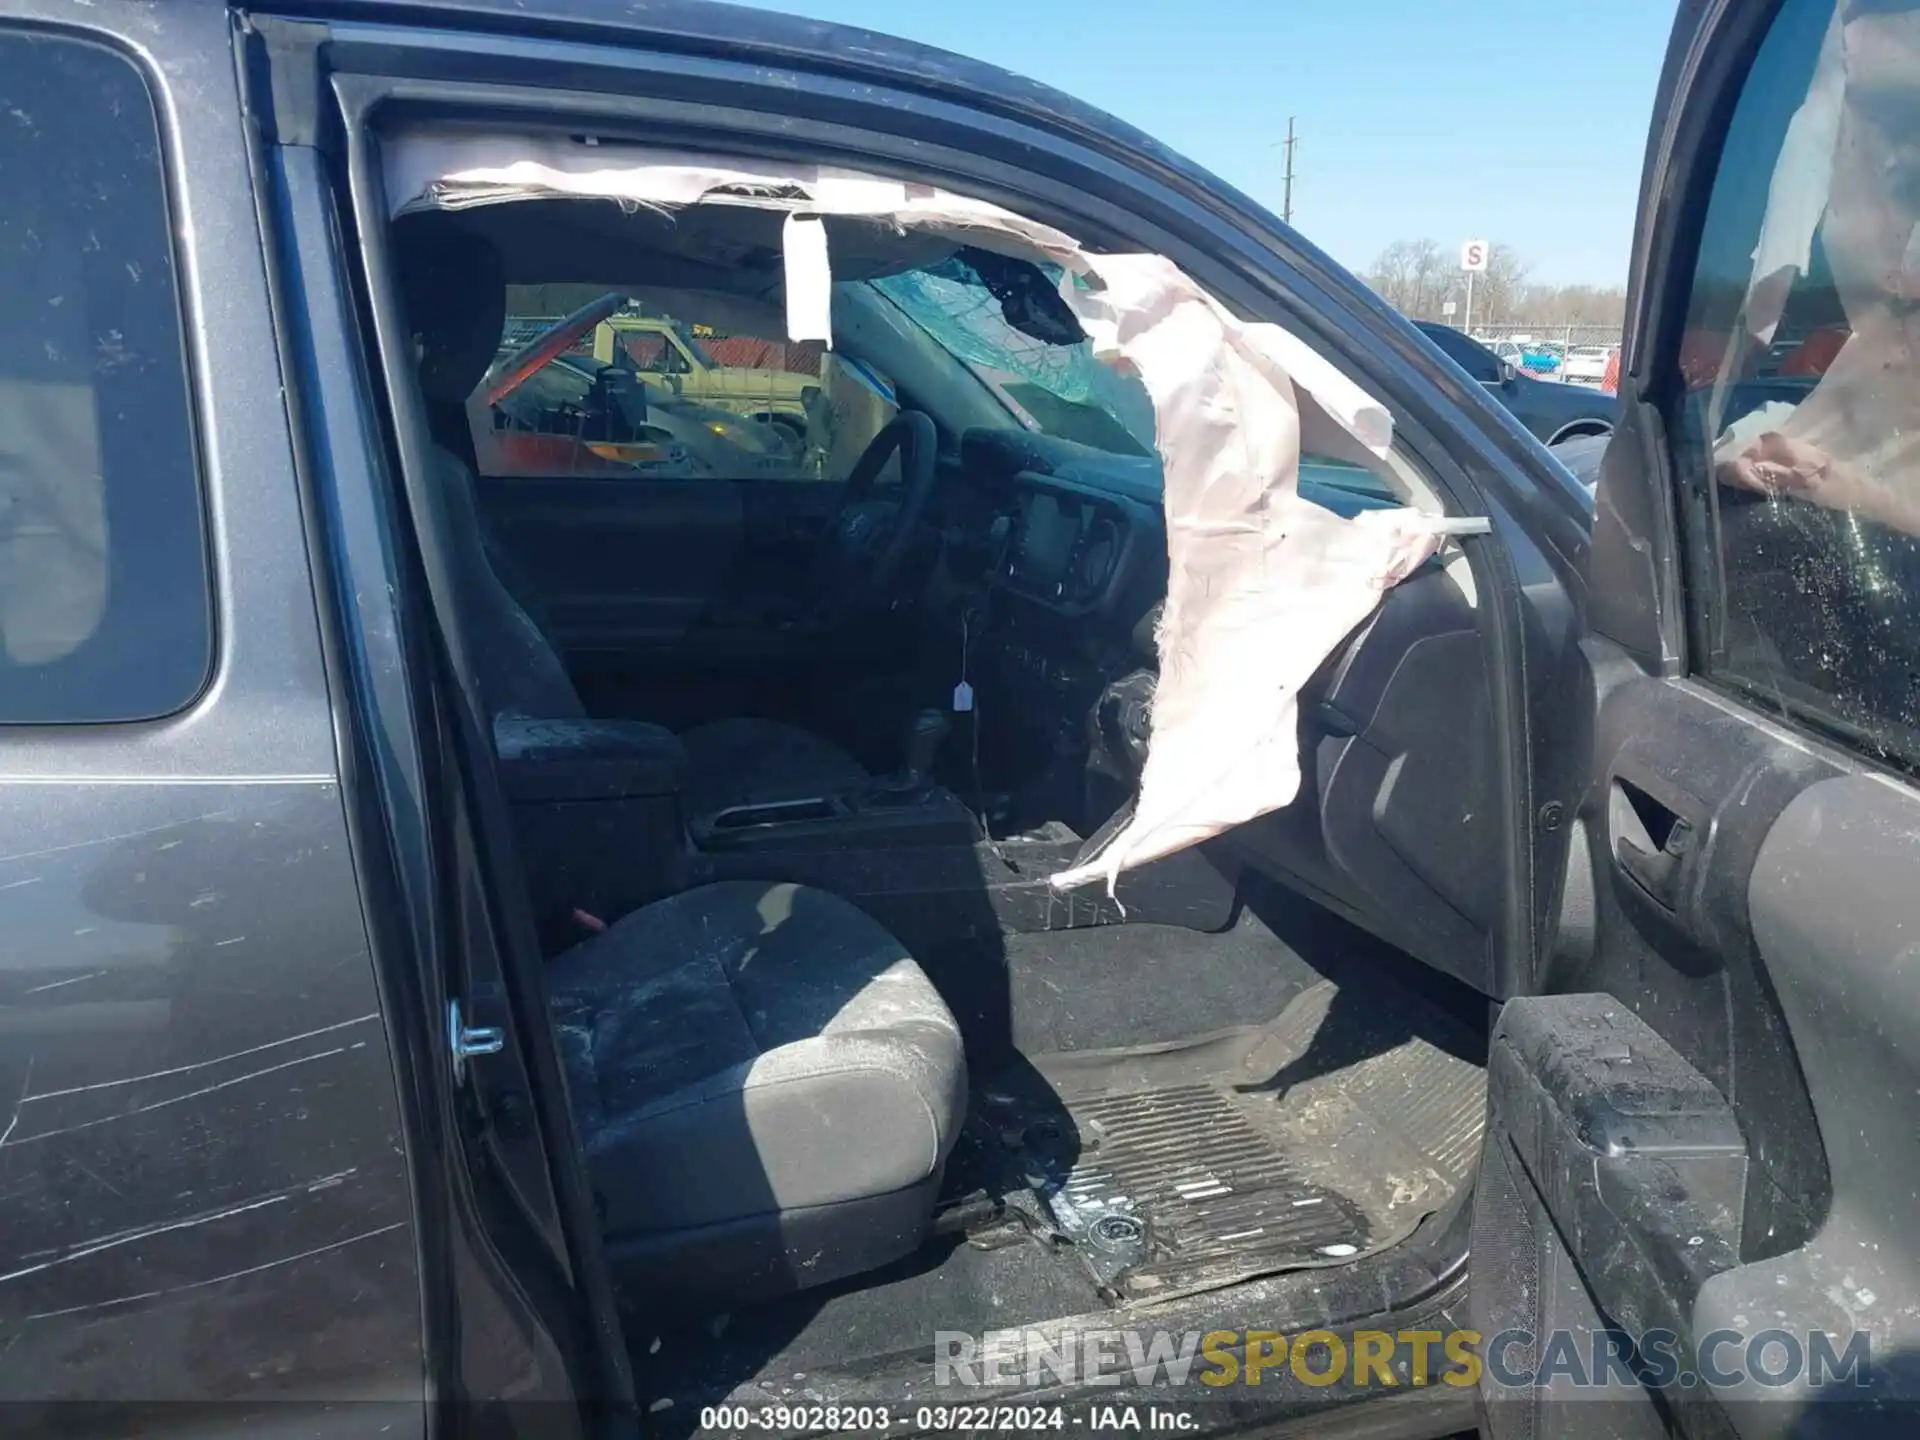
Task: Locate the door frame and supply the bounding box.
[1473,1,1920,1434]
[1588,0,1789,670]
[277,3,1594,1002]
[256,5,1623,1424]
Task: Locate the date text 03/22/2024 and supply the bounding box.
[695,1405,1197,1432]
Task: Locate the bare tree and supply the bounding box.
[1363,239,1451,318]
[1365,238,1625,333]
[1469,243,1532,326]
[1519,283,1628,328]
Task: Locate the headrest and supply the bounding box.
[392,217,506,406]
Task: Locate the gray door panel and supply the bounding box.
[1549,671,1837,1256]
[0,781,421,1409]
[1479,0,1920,1428]
[1475,664,1892,1438]
[1692,773,1920,1432]
[475,473,748,652]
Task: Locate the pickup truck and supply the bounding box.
[593,314,813,431]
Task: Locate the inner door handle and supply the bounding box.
[1609,777,1695,910]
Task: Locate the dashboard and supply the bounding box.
[927,423,1499,994]
[925,429,1166,799]
[940,427,1418,621]
[946,427,1163,624]
[1001,483,1137,611]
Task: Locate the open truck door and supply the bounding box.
[1471,1,1920,1436]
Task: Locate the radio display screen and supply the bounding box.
[1009,492,1078,591]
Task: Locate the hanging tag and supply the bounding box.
[782,213,833,346]
[952,681,975,713]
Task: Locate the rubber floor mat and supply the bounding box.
[1033,1082,1372,1300]
[968,978,1488,1303]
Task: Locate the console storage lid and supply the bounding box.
[494,716,687,802]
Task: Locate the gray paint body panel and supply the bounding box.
[0,0,425,1417]
[0,783,420,1404]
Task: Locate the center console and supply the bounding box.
[495,714,691,947]
[690,708,979,853]
[691,784,980,853]
[496,704,1235,963]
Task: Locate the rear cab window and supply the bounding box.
[0,29,209,724]
[475,286,853,480]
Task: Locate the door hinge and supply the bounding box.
[448,999,505,1086]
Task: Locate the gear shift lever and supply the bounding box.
[901,708,952,790]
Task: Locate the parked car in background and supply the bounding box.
[1416,321,1617,444]
[1547,428,1608,494]
[481,347,802,476]
[1488,336,1561,375]
[1561,344,1616,386]
[478,299,809,475]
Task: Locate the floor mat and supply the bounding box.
[922,914,1326,1063]
[1040,1083,1372,1295]
[965,978,1487,1304]
[627,1230,1107,1424]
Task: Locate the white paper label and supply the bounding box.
[952,681,975,713]
[782,213,833,347]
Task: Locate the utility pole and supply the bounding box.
[1281,116,1297,226]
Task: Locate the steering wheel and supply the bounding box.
[816,410,940,603]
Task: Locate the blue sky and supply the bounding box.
[759,0,1680,287]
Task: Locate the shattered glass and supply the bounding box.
[873,258,1157,458]
[1676,0,1920,766]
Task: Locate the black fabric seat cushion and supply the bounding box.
[546,880,965,1240]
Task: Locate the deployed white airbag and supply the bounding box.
[387,132,1474,891]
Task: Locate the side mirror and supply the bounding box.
[1497,360,1520,386]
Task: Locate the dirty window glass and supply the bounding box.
[1671,0,1920,770]
[470,287,889,481]
[0,32,209,724]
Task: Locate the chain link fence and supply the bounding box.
[1469,321,1622,349]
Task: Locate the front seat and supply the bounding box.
[546,880,967,1305]
[392,218,876,819]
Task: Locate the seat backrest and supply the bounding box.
[394,215,584,722]
[429,444,585,721]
